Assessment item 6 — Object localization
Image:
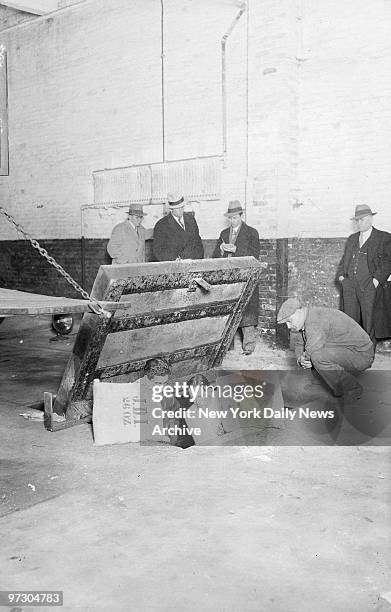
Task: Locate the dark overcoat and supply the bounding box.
[374,283,391,338]
[337,227,391,284]
[212,222,260,327]
[337,227,391,338]
[152,212,204,261]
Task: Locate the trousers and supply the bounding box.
[311,346,374,396]
[342,278,376,343]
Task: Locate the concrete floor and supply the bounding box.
[1,316,391,611]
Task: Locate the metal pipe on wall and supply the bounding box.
[221,3,247,163]
[80,207,85,290]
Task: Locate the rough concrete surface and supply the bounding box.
[0,316,390,611]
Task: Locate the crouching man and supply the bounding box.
[277,298,374,401]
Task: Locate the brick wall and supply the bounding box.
[0,6,37,31]
[0,239,87,297]
[0,0,391,338]
[294,0,391,237]
[0,0,250,241]
[288,237,391,349]
[246,0,300,238]
[258,239,277,337]
[3,234,389,342]
[0,0,163,240]
[57,0,84,8]
[0,237,279,335]
[0,0,390,241]
[288,237,345,308]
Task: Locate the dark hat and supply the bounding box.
[351,204,377,220]
[128,203,146,217]
[167,191,185,210]
[225,200,244,218]
[277,297,301,324]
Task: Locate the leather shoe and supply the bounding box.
[243,342,255,355]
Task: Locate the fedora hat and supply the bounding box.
[277,297,301,324]
[351,204,377,220]
[128,203,146,217]
[167,192,185,210]
[224,200,244,218]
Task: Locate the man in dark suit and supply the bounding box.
[338,204,391,343]
[213,200,260,355]
[153,192,204,261]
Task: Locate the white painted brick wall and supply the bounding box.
[0,0,390,241]
[246,0,299,237]
[0,0,163,239]
[0,6,36,31]
[0,0,250,240]
[294,0,391,237]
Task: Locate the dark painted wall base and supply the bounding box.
[1,236,389,348]
[0,238,278,334]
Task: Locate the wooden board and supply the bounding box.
[114,282,245,315]
[97,316,230,366]
[48,257,261,428]
[0,288,92,315]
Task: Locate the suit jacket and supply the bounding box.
[152,212,204,261]
[212,222,260,260]
[107,220,146,264]
[337,227,391,285]
[212,222,260,326]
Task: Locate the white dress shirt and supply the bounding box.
[359,227,372,248]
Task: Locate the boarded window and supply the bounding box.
[92,156,221,205]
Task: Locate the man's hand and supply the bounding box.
[297,353,312,369]
[222,243,237,254]
[373,278,379,288]
[338,275,344,282]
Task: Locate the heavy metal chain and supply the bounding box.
[0,206,110,317]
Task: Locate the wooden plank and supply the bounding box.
[44,391,92,431]
[0,288,91,315]
[113,282,244,316]
[52,312,113,414]
[104,257,260,279]
[96,343,219,379]
[213,267,260,367]
[97,316,230,366]
[91,257,260,300]
[108,302,235,333]
[46,257,261,430]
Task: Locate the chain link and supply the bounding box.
[0,206,110,317]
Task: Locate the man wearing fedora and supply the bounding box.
[152,192,204,261]
[107,203,150,264]
[277,297,374,400]
[337,204,391,343]
[213,200,260,355]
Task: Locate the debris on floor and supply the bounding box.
[19,409,44,421]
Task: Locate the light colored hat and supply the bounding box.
[351,204,377,220]
[128,203,146,217]
[225,200,244,218]
[167,192,185,209]
[277,298,301,324]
